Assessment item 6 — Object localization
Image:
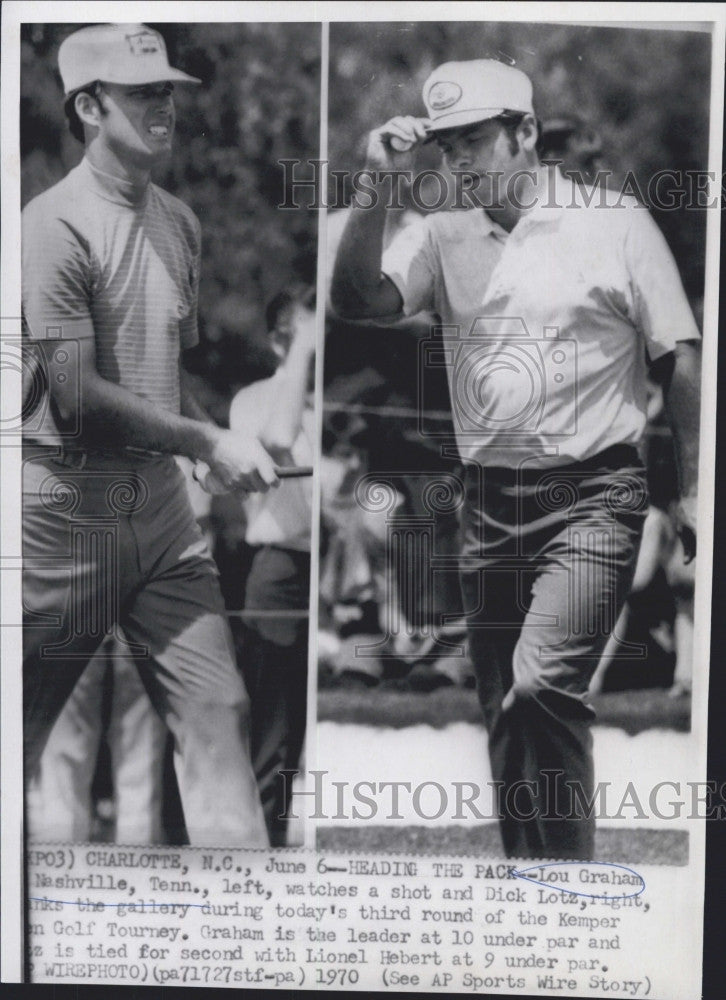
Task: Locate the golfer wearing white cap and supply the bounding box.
[331,59,701,860]
[22,24,277,846]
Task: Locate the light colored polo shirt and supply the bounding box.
[22,157,200,445]
[382,170,699,468]
[229,372,313,553]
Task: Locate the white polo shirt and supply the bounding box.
[382,170,699,468]
[229,371,313,553]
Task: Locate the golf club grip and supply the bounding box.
[275,466,313,478]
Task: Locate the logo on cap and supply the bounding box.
[125,30,162,57]
[427,81,462,111]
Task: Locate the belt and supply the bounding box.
[481,444,640,475]
[24,445,168,471]
[555,444,642,474]
[469,444,643,488]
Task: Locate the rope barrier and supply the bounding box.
[322,399,674,435]
[227,609,309,620]
[323,400,452,421]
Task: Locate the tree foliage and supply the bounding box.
[328,21,711,303]
[20,19,712,423]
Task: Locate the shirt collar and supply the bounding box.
[479,168,574,239]
[507,166,576,238]
[480,210,508,240]
[80,157,149,208]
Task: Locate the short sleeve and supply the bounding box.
[381,215,437,317]
[21,208,95,341]
[623,208,700,360]
[179,214,202,350]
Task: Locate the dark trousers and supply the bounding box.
[459,446,647,860]
[241,546,310,846]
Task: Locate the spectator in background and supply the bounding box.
[588,498,677,696]
[318,428,393,689]
[539,115,604,183]
[325,211,471,691]
[590,431,694,697]
[229,287,315,846]
[27,640,166,844]
[666,518,695,698]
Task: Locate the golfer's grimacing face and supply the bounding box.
[95,81,176,169]
[435,118,524,205]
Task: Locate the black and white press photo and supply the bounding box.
[16,19,320,851]
[319,18,715,867]
[1,4,724,997]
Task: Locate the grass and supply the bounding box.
[316,824,689,865]
[315,683,690,868]
[317,685,690,734]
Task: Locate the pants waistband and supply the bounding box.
[562,444,641,473]
[24,445,169,471]
[474,444,642,483]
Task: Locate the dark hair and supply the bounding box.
[64,81,106,143]
[495,111,541,156]
[265,284,315,333]
[538,116,604,180]
[538,116,580,159]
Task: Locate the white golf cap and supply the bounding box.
[423,59,534,133]
[58,24,201,96]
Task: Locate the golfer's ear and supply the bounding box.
[74,90,104,130]
[520,115,539,153]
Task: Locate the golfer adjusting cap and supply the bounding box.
[423,59,533,133]
[58,24,201,95]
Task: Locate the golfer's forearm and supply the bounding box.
[663,341,701,498]
[331,190,402,318]
[74,372,219,461]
